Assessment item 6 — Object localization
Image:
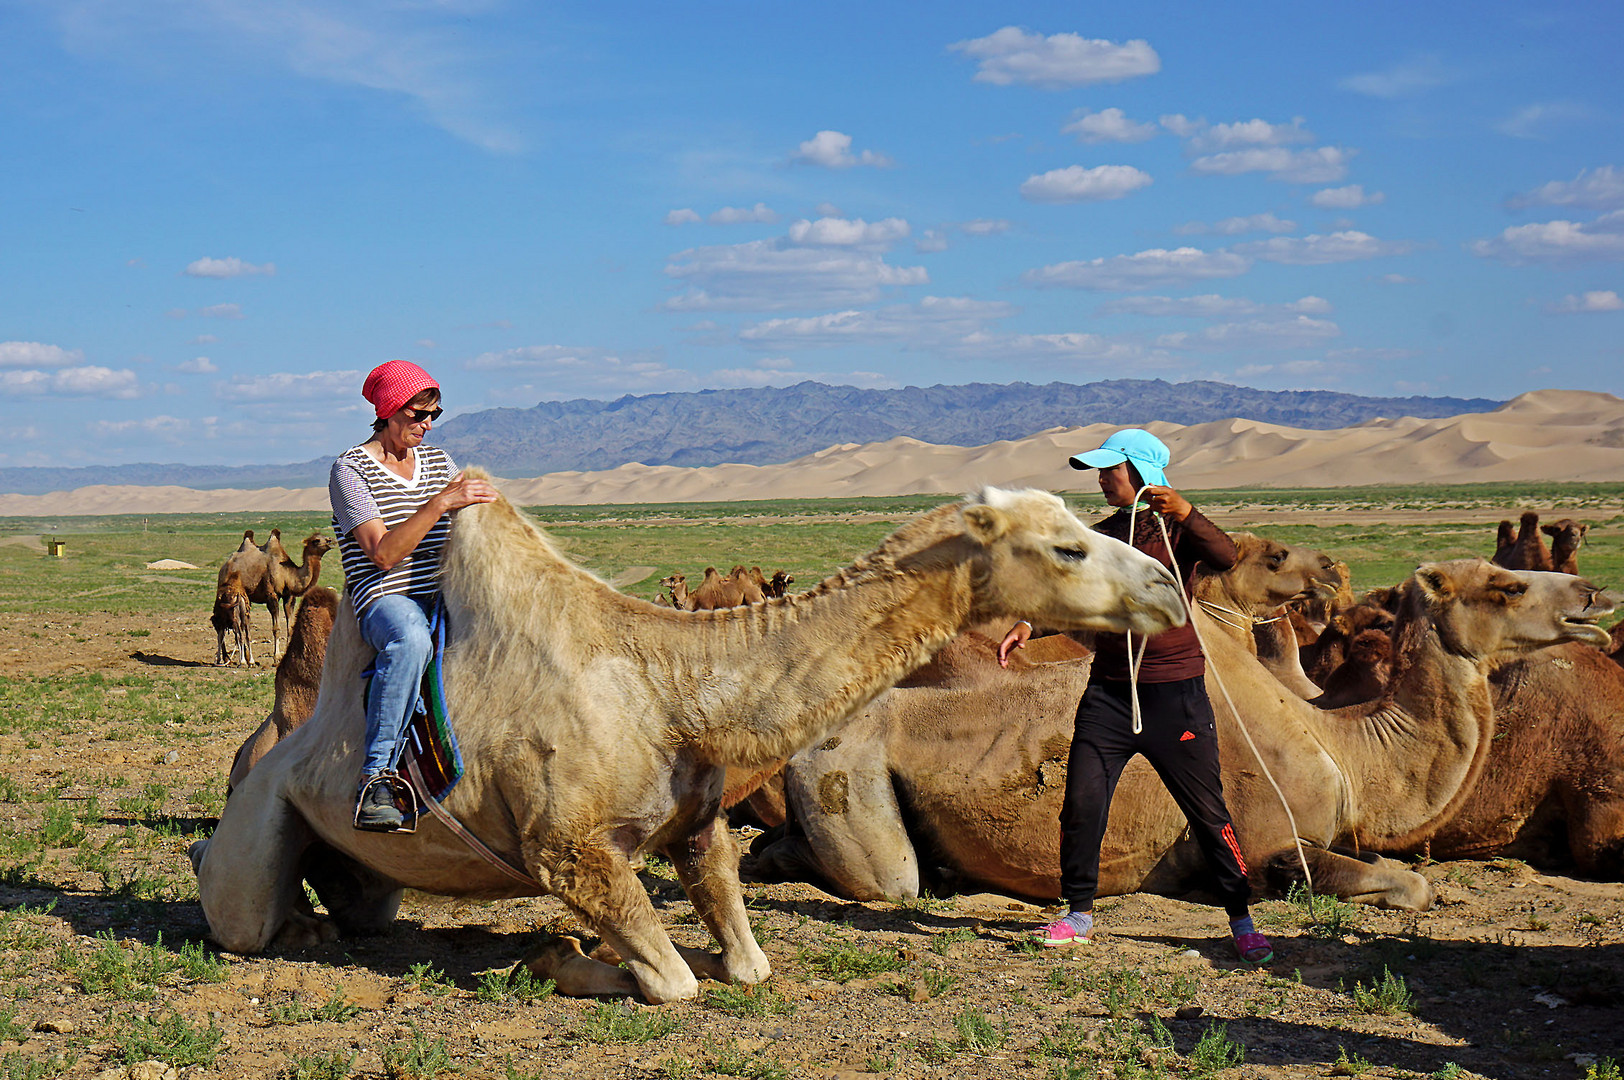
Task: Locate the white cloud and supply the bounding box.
[1176,212,1296,236]
[177,356,218,374]
[914,230,949,253]
[1310,184,1385,209]
[736,296,1018,348]
[1024,247,1250,291]
[785,216,910,248]
[0,365,141,398]
[1548,290,1624,313]
[416,338,437,349]
[1159,315,1341,350]
[1507,166,1624,211]
[1339,55,1458,99]
[1497,102,1594,140]
[1186,117,1314,153]
[1376,273,1418,285]
[1189,146,1355,184]
[190,334,219,345]
[948,330,1175,369]
[184,255,275,278]
[49,0,523,153]
[663,239,928,311]
[1159,113,1203,138]
[216,369,360,401]
[665,208,702,225]
[791,130,892,169]
[466,346,682,396]
[709,203,780,225]
[814,202,844,218]
[89,415,193,439]
[1232,358,1346,380]
[1469,211,1624,264]
[1234,230,1412,265]
[0,341,84,368]
[959,219,1011,236]
[949,27,1159,89]
[1098,294,1331,318]
[1062,107,1156,143]
[197,303,245,319]
[1020,164,1152,203]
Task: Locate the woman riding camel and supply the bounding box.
[998,428,1273,964]
[329,360,498,831]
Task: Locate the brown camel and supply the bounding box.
[1299,600,1396,690]
[217,531,335,658]
[1316,628,1392,708]
[766,570,794,598]
[1492,511,1554,572]
[685,566,747,610]
[234,529,258,554]
[189,481,1184,1004]
[655,573,689,609]
[211,571,253,666]
[1380,641,1624,877]
[749,560,1613,911]
[1543,518,1588,575]
[226,587,340,794]
[727,566,767,605]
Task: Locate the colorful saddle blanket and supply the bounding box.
[360,599,464,823]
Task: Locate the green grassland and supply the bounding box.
[2,483,1621,616]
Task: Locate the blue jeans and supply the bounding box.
[357,593,434,788]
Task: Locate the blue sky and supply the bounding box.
[3,1,1622,469]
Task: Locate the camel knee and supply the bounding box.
[522,935,638,998]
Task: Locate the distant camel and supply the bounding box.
[1492,511,1553,572]
[217,532,335,659]
[211,571,253,666]
[1543,519,1588,575]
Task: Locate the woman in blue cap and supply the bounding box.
[997,428,1273,964]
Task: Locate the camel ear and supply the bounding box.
[1414,564,1456,602]
[961,504,1010,545]
[1540,523,1558,537]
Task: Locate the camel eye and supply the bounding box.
[1496,581,1528,598]
[1055,547,1088,563]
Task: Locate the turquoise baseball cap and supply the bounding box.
[1068,428,1170,488]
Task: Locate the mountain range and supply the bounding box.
[0,379,1500,496]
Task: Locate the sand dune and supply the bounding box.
[5,389,1621,516]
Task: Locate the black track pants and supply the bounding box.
[1058,676,1252,915]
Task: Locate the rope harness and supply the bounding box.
[1125,485,1315,896]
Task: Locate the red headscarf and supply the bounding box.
[361,360,440,419]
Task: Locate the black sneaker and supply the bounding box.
[354,781,404,832]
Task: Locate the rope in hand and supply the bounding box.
[1126,484,1315,897]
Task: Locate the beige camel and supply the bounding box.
[749,560,1613,910]
[189,481,1184,1004]
[227,587,339,793]
[218,532,335,658]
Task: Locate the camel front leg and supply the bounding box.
[548,843,699,1004]
[665,817,770,986]
[1262,847,1434,910]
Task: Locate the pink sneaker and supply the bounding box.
[1031,918,1092,948]
[1234,931,1274,964]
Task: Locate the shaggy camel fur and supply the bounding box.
[749,561,1613,910]
[1493,511,1554,572]
[226,588,339,794]
[217,532,335,658]
[727,566,767,605]
[1381,641,1624,876]
[1299,601,1396,690]
[189,481,1184,1004]
[212,571,253,666]
[235,529,258,554]
[1316,629,1392,709]
[1610,622,1624,667]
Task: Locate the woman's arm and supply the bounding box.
[352,473,499,571]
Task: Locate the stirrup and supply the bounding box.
[354,770,419,834]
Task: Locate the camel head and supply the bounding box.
[302,533,336,559]
[956,488,1184,637]
[1541,519,1588,568]
[1196,532,1341,616]
[659,573,686,589]
[1410,558,1615,661]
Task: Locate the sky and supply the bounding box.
[3,1,1623,470]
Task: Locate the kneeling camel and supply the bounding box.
[190,480,1184,1004]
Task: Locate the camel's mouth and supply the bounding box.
[1560,617,1610,647]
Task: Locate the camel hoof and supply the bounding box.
[269,911,338,951]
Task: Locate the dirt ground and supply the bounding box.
[1,613,1621,1080]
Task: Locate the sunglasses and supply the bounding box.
[401,405,443,423]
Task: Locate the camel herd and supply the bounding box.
[655,565,793,610]
[191,493,1620,1004]
[211,528,333,665]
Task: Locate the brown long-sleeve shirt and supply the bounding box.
[1089,505,1236,683]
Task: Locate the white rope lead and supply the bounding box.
[1128,485,1315,897]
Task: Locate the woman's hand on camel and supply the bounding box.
[997,620,1032,668]
[435,473,501,513]
[1142,485,1192,521]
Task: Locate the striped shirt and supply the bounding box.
[329,443,460,612]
